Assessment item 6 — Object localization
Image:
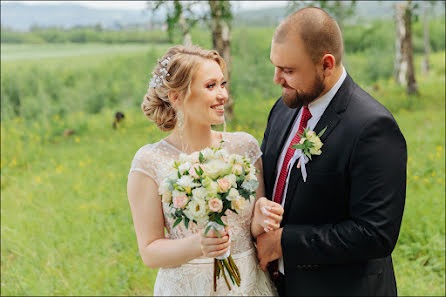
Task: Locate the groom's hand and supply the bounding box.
[256,228,283,271]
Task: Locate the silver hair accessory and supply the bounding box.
[149,57,171,89]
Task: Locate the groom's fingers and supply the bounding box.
[259,259,268,271]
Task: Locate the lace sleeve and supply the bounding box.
[129,144,157,181]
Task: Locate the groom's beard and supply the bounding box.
[282,73,325,108]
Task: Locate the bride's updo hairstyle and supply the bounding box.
[142,45,226,131]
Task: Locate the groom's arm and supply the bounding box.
[281,115,407,268]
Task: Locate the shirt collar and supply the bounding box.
[308,66,347,121]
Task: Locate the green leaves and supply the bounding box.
[199,152,205,163]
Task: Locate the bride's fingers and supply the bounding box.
[207,247,230,258]
[265,212,282,223]
[201,235,230,246]
[265,220,280,230]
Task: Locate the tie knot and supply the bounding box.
[301,105,312,123]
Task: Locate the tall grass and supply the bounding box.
[1,27,445,295]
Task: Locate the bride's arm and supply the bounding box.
[250,158,283,239]
[127,171,230,268]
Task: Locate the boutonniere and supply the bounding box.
[291,127,327,182]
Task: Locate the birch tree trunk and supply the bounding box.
[421,2,430,74]
[209,0,234,121]
[178,12,192,46]
[394,3,407,85]
[403,1,418,95]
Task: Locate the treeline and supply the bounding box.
[0,25,169,44]
[1,17,444,54]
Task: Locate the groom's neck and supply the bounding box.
[319,63,344,98]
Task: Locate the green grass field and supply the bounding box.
[1,42,445,296]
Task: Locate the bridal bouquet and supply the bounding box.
[159,144,259,291]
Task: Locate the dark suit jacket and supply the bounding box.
[261,74,407,296]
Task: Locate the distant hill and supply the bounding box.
[0,2,156,31]
[1,1,443,32]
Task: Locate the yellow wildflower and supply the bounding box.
[35,176,41,183]
[413,175,419,180]
[75,137,80,143]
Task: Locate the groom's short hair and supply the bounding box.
[274,7,344,66]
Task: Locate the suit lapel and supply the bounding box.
[281,73,355,217]
[265,101,302,195]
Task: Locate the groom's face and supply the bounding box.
[270,35,325,108]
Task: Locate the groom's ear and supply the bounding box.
[321,54,336,76]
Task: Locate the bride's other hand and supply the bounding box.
[255,197,283,232]
[200,227,231,258]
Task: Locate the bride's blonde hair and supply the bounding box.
[142,45,226,131]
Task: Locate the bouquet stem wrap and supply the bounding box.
[207,221,241,291]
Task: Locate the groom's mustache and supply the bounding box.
[281,83,294,90]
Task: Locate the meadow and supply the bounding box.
[1,27,445,296]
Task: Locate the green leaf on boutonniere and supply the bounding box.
[318,126,328,138]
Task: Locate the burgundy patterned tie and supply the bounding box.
[269,105,312,280]
[273,105,312,204]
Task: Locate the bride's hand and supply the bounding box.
[255,197,284,232]
[200,227,231,258]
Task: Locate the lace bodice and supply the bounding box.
[128,131,277,296]
[129,131,262,255]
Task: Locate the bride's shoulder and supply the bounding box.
[132,139,166,161]
[223,131,260,146]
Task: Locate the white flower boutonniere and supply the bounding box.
[291,127,327,182]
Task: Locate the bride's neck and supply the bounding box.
[168,123,220,153]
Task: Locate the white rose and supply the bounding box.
[229,154,244,165]
[306,131,316,138]
[204,159,231,179]
[192,187,208,200]
[231,198,247,213]
[178,162,192,175]
[214,149,229,160]
[188,151,200,163]
[177,175,200,194]
[224,173,237,188]
[172,189,187,199]
[227,188,240,201]
[184,198,208,225]
[201,148,214,160]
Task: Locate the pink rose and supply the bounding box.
[232,164,243,175]
[217,178,232,193]
[189,163,204,179]
[173,195,189,209]
[208,198,223,213]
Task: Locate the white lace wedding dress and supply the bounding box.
[129,131,278,296]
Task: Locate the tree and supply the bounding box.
[394,1,418,95]
[287,1,357,31]
[147,0,204,45]
[209,0,234,121]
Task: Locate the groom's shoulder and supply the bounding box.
[346,79,397,125]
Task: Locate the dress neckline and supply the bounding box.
[161,131,226,154]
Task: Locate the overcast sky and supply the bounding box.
[2,1,288,10]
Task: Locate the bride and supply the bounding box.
[127,45,282,296]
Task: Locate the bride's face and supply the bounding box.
[182,60,228,126]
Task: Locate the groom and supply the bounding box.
[257,7,407,296]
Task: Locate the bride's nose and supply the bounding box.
[217,89,228,103]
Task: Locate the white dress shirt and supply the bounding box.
[274,67,347,274]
